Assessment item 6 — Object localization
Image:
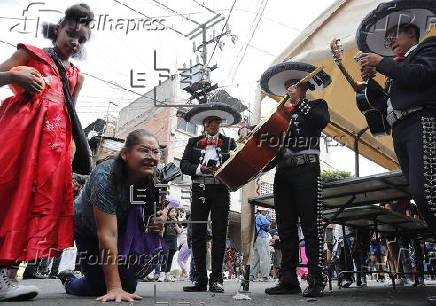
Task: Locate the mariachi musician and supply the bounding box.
[180,102,239,293]
[356,1,436,241]
[259,62,331,297]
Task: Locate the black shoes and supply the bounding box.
[183,281,207,292]
[265,281,301,295]
[302,276,324,298]
[209,281,224,293]
[22,272,47,280]
[183,280,224,293]
[57,270,76,286]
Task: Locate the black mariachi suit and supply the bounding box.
[181,134,237,284]
[367,36,436,239]
[271,98,330,286]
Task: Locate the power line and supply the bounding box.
[246,43,275,57]
[150,0,200,25]
[205,0,237,68]
[191,0,219,15]
[229,0,268,81]
[112,0,185,36]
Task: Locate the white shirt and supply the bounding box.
[386,44,418,113]
[195,133,221,176]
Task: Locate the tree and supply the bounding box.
[321,170,351,183]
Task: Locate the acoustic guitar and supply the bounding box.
[214,68,324,191]
[330,38,390,136]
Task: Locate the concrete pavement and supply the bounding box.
[5,278,436,305]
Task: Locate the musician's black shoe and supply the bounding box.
[209,281,224,293]
[183,281,207,292]
[302,276,324,298]
[265,281,301,295]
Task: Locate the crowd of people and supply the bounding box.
[249,205,436,289]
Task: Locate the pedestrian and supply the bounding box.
[269,221,282,280]
[160,207,182,282]
[250,208,272,281]
[177,220,191,280]
[59,129,167,302]
[0,3,93,301]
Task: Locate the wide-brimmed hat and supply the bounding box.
[260,61,331,97]
[356,0,436,57]
[183,102,241,126]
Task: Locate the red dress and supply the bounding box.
[0,44,77,265]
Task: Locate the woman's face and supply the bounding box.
[169,208,177,218]
[122,135,160,177]
[55,22,90,59]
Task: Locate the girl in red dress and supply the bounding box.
[0,3,93,301]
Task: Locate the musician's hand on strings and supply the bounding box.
[238,135,249,143]
[358,52,383,68]
[209,165,219,174]
[200,163,215,174]
[360,67,377,81]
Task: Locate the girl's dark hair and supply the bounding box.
[42,3,94,43]
[111,129,159,205]
[167,207,178,220]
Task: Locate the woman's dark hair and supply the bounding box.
[167,207,178,221]
[42,3,94,43]
[111,129,159,205]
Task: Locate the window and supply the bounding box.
[177,117,197,135]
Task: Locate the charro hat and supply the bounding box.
[356,0,436,57]
[183,102,241,127]
[260,61,331,97]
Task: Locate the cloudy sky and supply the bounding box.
[0,0,386,176]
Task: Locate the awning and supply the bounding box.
[260,0,436,170]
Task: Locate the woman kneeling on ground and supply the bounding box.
[60,129,167,302]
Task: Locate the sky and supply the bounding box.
[0,0,387,176]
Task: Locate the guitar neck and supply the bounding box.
[336,62,365,92]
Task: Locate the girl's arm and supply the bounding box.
[72,73,84,106]
[93,206,142,303]
[0,49,43,92]
[174,222,182,234]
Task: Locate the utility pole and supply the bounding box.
[94,101,119,164]
[178,14,234,104]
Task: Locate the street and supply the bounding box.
[7,278,436,305]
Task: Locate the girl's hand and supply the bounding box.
[96,288,142,303]
[12,69,43,93]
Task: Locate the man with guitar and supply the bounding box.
[358,21,436,242]
[259,62,331,297]
[180,103,239,293]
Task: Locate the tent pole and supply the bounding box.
[354,128,369,177]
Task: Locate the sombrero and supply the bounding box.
[356,0,436,57]
[183,102,241,127]
[260,61,331,97]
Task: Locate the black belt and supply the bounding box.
[278,153,319,169]
[192,176,223,185]
[386,106,424,127]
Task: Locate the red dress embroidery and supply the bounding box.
[0,44,78,265]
